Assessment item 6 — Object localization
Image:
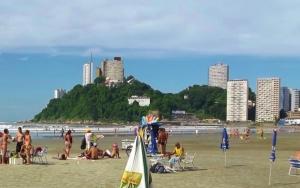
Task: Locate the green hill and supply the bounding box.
[33,77,254,123]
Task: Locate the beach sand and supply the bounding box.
[1,133,300,188]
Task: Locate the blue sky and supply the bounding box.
[0,0,300,121]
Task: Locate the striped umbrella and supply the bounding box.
[268,129,277,186]
[220,127,229,167]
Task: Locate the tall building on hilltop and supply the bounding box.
[208,63,229,89]
[83,62,93,86]
[101,57,124,84]
[226,80,248,122]
[54,89,66,99]
[290,88,300,112]
[280,87,291,112]
[256,77,280,122]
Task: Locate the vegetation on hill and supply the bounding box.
[33,76,256,123]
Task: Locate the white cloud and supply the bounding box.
[0,0,300,56]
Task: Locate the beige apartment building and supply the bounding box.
[101,57,124,84]
[226,80,248,122]
[256,77,280,122]
[208,63,229,89]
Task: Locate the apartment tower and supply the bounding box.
[83,62,93,86]
[227,80,248,121]
[256,77,280,122]
[208,63,229,89]
[280,87,291,112]
[101,57,124,83]
[290,88,300,112]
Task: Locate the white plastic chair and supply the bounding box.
[33,147,48,164]
[181,152,196,169]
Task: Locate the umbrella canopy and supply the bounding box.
[120,135,151,188]
[220,127,229,151]
[269,129,277,162]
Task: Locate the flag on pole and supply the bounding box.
[120,135,151,188]
[268,129,277,186]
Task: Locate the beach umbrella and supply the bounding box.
[220,127,229,167]
[268,129,277,186]
[120,135,152,188]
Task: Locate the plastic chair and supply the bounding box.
[33,146,48,164]
[289,158,300,176]
[181,152,196,169]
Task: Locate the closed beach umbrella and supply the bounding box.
[120,135,151,188]
[220,127,229,151]
[268,129,277,186]
[220,127,229,167]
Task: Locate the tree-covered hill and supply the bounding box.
[33,77,254,123]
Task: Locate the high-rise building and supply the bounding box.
[83,62,93,86]
[101,57,124,84]
[256,77,280,122]
[280,87,291,112]
[208,63,229,89]
[54,89,66,99]
[226,80,248,122]
[95,67,102,78]
[290,88,300,112]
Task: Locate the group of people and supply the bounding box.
[58,129,120,161]
[0,127,32,164]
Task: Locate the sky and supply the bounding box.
[0,0,300,121]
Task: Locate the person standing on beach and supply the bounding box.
[158,128,168,155]
[85,130,92,150]
[15,127,24,158]
[64,130,73,158]
[23,130,32,164]
[2,129,10,164]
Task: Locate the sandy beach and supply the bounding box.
[1,132,300,188]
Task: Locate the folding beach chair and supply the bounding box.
[289,158,300,176]
[181,152,196,170]
[33,146,48,164]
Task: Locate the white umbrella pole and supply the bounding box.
[224,150,227,168]
[268,162,273,186]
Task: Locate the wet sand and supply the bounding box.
[1,133,300,188]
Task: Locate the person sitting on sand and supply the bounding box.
[86,144,103,160]
[168,142,185,169]
[103,143,120,159]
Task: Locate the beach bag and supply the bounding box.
[150,162,166,173]
[80,137,86,150]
